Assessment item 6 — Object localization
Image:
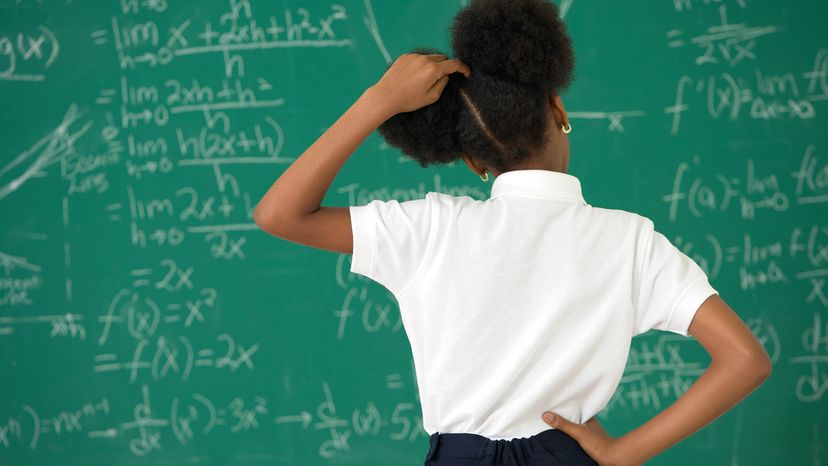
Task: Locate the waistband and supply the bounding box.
[425,427,584,462]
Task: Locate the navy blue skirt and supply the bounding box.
[424,428,599,465]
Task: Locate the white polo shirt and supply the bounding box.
[349,169,718,441]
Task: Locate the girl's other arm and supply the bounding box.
[612,294,772,465]
[544,294,771,466]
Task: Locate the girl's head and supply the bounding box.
[377,0,575,180]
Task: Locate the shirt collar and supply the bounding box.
[489,169,587,205]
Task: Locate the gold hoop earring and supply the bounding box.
[561,122,572,134]
[480,170,489,182]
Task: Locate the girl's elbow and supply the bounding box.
[253,206,282,235]
[755,355,772,380]
[743,352,772,386]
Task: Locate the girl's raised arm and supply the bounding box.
[253,53,469,253]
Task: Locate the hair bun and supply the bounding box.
[450,0,574,91]
[375,47,465,167]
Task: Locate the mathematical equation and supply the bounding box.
[0,380,425,459]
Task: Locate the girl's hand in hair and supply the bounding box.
[369,53,470,116]
[542,412,639,466]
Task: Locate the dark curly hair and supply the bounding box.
[376,0,575,173]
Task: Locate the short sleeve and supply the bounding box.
[633,220,719,337]
[349,193,436,296]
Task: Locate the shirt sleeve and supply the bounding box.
[633,219,719,337]
[349,193,437,296]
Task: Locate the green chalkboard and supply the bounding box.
[1,0,826,465]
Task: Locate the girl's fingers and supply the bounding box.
[421,54,471,78]
[436,58,471,78]
[428,74,450,96]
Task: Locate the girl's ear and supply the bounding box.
[460,152,487,176]
[549,93,568,126]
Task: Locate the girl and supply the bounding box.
[254,0,772,464]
